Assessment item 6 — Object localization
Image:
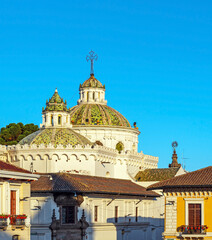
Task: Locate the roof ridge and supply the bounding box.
[147,166,212,190]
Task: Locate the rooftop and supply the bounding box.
[31,173,159,197]
[147,166,212,190]
[0,160,31,174]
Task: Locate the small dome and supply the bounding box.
[19,128,92,147]
[81,74,105,89]
[70,104,131,128]
[43,89,69,112]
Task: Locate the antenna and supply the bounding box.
[182,149,189,170]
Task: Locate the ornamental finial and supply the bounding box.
[172,141,178,149]
[86,50,98,75]
[169,141,181,168]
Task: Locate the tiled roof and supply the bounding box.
[135,168,179,182]
[81,74,104,89]
[147,166,212,190]
[0,160,31,174]
[43,88,69,112]
[19,128,92,147]
[31,173,158,197]
[69,104,131,127]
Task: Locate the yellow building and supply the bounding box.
[148,166,212,240]
[0,160,39,240]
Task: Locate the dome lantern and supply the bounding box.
[78,51,107,105]
[40,89,72,129]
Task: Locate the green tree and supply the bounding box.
[0,123,39,145]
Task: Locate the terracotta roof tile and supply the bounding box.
[0,160,31,174]
[147,166,212,190]
[135,168,179,181]
[32,173,158,197]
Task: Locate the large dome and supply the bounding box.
[69,104,131,127]
[19,128,92,147]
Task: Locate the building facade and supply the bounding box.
[148,166,212,240]
[0,160,39,240]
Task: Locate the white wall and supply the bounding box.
[31,193,163,240]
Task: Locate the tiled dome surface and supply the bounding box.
[70,104,131,127]
[81,74,104,88]
[19,128,92,147]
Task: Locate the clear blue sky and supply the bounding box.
[0,1,212,171]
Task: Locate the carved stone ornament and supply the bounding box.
[54,194,84,206]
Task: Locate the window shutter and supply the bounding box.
[188,204,201,226]
[10,191,16,215]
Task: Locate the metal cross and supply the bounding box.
[86,50,98,75]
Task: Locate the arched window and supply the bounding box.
[87,92,89,101]
[116,142,124,154]
[51,115,54,126]
[106,171,110,177]
[93,92,95,100]
[58,115,62,125]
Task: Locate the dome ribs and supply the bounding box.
[110,107,130,127]
[90,105,103,125]
[87,104,92,125]
[98,104,110,125]
[70,106,80,124]
[81,104,90,125]
[104,106,120,126]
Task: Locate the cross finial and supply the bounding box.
[86,50,98,75]
[172,141,178,150]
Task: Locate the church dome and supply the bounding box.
[80,74,105,89]
[69,104,131,127]
[19,128,92,147]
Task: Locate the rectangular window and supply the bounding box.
[10,190,16,215]
[115,206,118,223]
[188,204,201,226]
[94,206,98,222]
[135,207,138,222]
[62,206,75,224]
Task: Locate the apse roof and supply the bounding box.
[31,173,159,197]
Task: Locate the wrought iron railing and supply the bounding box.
[178,225,208,234]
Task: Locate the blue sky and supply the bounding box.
[0,1,212,171]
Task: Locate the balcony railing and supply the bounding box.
[178,225,208,234]
[10,215,27,230]
[0,218,8,230]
